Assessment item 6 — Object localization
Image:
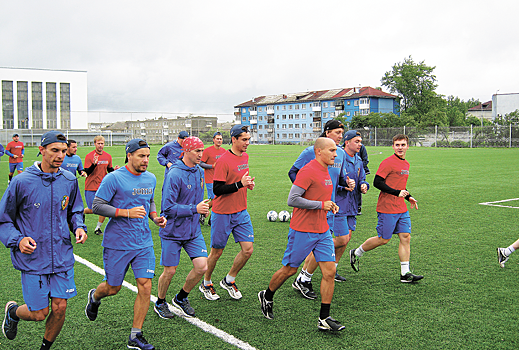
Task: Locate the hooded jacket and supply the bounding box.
[157,140,183,175]
[0,163,86,274]
[160,160,204,240]
[336,151,369,216]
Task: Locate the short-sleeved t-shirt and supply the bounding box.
[95,166,156,250]
[376,154,410,214]
[212,150,249,215]
[290,159,333,233]
[62,154,84,176]
[6,141,24,163]
[201,145,226,184]
[84,151,113,191]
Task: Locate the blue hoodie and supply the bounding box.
[0,163,86,274]
[160,160,205,240]
[157,140,183,175]
[336,151,369,216]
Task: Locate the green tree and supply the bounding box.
[494,109,519,125]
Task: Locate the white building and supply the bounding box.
[0,67,88,130]
[492,93,519,119]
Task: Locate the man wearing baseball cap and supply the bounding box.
[85,138,166,350]
[157,131,189,176]
[1,130,87,349]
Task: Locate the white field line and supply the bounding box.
[74,254,257,350]
[479,198,519,209]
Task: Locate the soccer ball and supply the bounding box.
[279,210,291,222]
[267,210,278,222]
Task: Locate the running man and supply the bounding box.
[349,134,423,283]
[200,125,255,301]
[155,137,210,319]
[85,139,166,350]
[258,137,345,331]
[497,238,519,268]
[6,133,24,184]
[157,131,189,176]
[62,139,87,177]
[0,131,87,350]
[84,135,119,235]
[357,143,370,214]
[199,131,226,225]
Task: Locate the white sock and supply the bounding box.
[504,246,516,257]
[225,274,235,284]
[355,246,365,257]
[299,269,313,283]
[401,261,410,275]
[203,280,212,286]
[96,222,103,230]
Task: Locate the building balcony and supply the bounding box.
[267,117,275,124]
[250,110,257,116]
[313,116,321,122]
[267,109,275,115]
[313,126,321,132]
[266,128,273,132]
[250,119,257,124]
[312,106,321,112]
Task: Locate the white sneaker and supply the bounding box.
[199,283,220,301]
[219,279,242,300]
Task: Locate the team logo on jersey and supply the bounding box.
[325,179,333,186]
[215,155,222,159]
[237,164,249,171]
[34,203,41,209]
[329,162,342,168]
[61,196,69,210]
[400,170,409,175]
[132,188,153,195]
[187,184,192,189]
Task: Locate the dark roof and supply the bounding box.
[468,101,492,111]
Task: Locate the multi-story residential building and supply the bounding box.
[234,87,399,144]
[492,93,519,119]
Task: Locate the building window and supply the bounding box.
[323,102,328,108]
[277,133,280,138]
[347,101,351,105]
[2,80,14,129]
[289,133,293,139]
[276,106,279,110]
[360,98,369,104]
[282,133,287,138]
[258,107,262,112]
[302,123,306,128]
[32,82,43,129]
[282,106,286,110]
[289,105,292,110]
[46,82,57,129]
[282,124,286,129]
[295,133,300,138]
[302,104,306,109]
[259,125,263,129]
[242,117,246,121]
[282,115,286,120]
[330,101,335,107]
[295,114,299,119]
[295,123,299,128]
[354,100,359,106]
[259,116,263,121]
[301,114,306,119]
[277,115,280,119]
[17,81,29,129]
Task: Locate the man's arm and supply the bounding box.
[287,185,321,209]
[157,144,170,167]
[162,175,200,218]
[199,161,212,169]
[373,175,401,197]
[0,184,24,249]
[213,180,243,196]
[288,165,300,183]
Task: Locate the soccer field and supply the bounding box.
[1,144,519,349]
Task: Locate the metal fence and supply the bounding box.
[357,125,519,148]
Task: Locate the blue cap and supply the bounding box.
[13,133,19,137]
[213,131,222,138]
[178,131,189,139]
[41,131,67,147]
[230,125,250,138]
[344,130,361,141]
[125,139,150,163]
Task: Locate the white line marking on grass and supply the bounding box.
[479,198,519,209]
[74,254,257,350]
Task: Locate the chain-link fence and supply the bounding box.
[357,125,519,148]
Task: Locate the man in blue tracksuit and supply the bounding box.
[155,136,210,319]
[0,131,87,350]
[157,131,189,176]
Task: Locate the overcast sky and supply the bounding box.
[1,0,517,122]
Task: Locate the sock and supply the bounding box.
[95,222,103,230]
[355,246,365,257]
[130,328,141,340]
[156,298,166,305]
[203,279,212,287]
[504,246,516,257]
[40,337,53,350]
[401,261,410,275]
[264,287,275,301]
[225,274,235,284]
[177,289,189,301]
[319,303,331,319]
[9,175,13,181]
[299,269,313,283]
[335,263,338,268]
[9,305,19,321]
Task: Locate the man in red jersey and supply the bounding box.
[199,131,226,225]
[258,137,345,332]
[6,134,24,183]
[199,125,255,301]
[349,134,422,283]
[84,136,119,235]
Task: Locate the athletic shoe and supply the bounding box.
[199,283,220,301]
[94,228,103,235]
[318,316,345,331]
[85,288,101,321]
[199,214,205,226]
[172,295,195,317]
[258,290,273,319]
[334,272,347,282]
[349,249,359,272]
[357,207,362,215]
[220,279,242,300]
[400,272,424,283]
[154,302,174,319]
[291,278,317,300]
[127,332,155,350]
[2,301,19,340]
[497,248,509,268]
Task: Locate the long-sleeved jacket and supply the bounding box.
[0,164,86,274]
[336,152,369,216]
[157,140,183,175]
[159,160,204,240]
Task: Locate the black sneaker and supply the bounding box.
[2,301,19,340]
[497,248,509,268]
[258,290,273,319]
[94,228,103,235]
[349,249,359,272]
[291,279,317,300]
[154,302,174,319]
[318,316,345,331]
[357,207,362,215]
[400,272,424,283]
[127,332,155,350]
[199,214,205,226]
[334,272,347,282]
[172,295,195,317]
[85,289,101,321]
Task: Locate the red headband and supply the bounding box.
[182,136,204,153]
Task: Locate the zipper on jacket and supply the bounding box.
[50,177,54,273]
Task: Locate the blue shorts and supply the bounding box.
[333,215,356,236]
[103,246,155,286]
[326,214,335,232]
[281,228,335,267]
[206,183,215,200]
[84,190,96,209]
[210,210,254,249]
[9,162,23,173]
[376,212,411,240]
[21,269,77,311]
[160,235,208,267]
